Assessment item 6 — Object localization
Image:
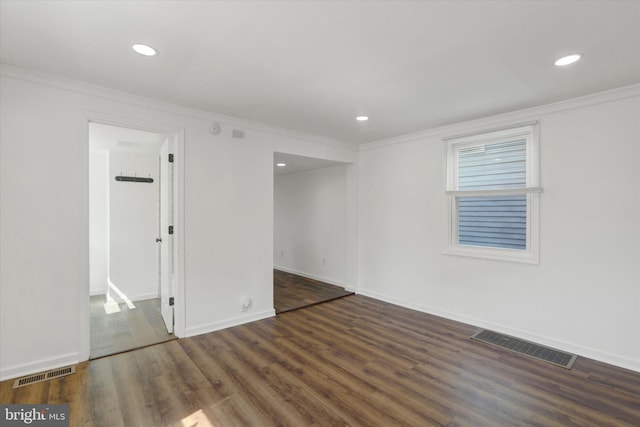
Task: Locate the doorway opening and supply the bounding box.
[273,152,354,313]
[89,122,176,359]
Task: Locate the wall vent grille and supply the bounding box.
[12,365,76,389]
[472,330,577,369]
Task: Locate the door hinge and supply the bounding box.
[169,297,174,306]
[168,153,174,163]
[168,225,174,235]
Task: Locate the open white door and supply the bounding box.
[159,137,174,333]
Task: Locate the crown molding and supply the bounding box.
[0,63,356,151]
[361,83,640,152]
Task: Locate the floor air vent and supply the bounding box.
[472,330,577,369]
[12,365,76,389]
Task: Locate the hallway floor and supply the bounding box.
[90,295,175,359]
[274,269,353,313]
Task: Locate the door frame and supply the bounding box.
[78,113,185,362]
[158,136,174,334]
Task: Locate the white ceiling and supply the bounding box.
[1,1,639,145]
[274,152,348,176]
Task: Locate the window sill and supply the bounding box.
[443,245,539,264]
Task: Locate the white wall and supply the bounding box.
[89,150,108,295]
[0,66,358,380]
[108,151,159,302]
[274,165,347,286]
[359,87,640,372]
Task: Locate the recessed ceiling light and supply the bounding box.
[132,44,157,57]
[554,54,581,66]
[356,116,369,122]
[276,163,286,167]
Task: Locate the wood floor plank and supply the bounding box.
[81,360,125,427]
[2,294,639,426]
[216,349,308,425]
[245,322,363,425]
[272,331,424,426]
[274,269,353,313]
[109,352,157,427]
[228,324,368,426]
[248,319,384,425]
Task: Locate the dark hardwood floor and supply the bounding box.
[2,295,639,426]
[90,295,175,359]
[274,269,353,313]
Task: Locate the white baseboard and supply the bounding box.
[0,353,79,382]
[185,309,276,338]
[358,288,640,373]
[107,291,159,304]
[274,265,347,289]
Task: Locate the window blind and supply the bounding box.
[458,139,526,190]
[458,195,526,249]
[454,138,529,250]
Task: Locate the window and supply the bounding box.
[445,123,540,263]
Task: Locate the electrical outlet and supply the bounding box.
[322,257,326,265]
[280,250,284,258]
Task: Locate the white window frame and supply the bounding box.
[444,122,540,264]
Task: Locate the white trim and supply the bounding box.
[356,289,640,373]
[173,129,186,339]
[78,116,91,363]
[78,113,187,363]
[107,292,159,304]
[446,187,542,197]
[185,309,276,338]
[443,121,539,142]
[444,123,540,264]
[444,123,536,144]
[273,265,348,289]
[0,353,79,382]
[361,84,640,151]
[0,64,355,150]
[345,163,360,293]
